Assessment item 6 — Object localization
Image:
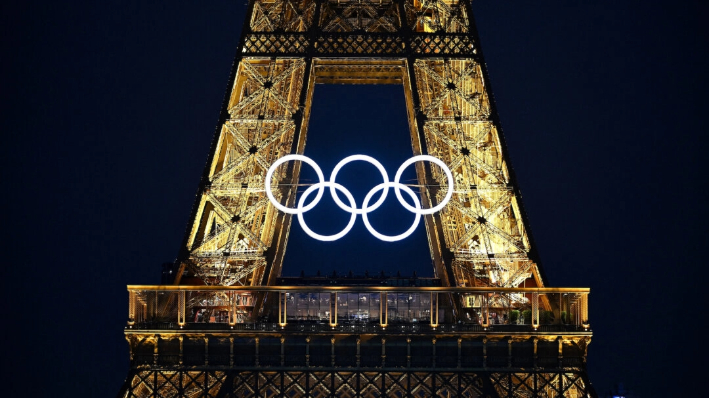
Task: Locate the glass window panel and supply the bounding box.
[399,294,410,322]
[286,293,296,318]
[319,293,330,321]
[338,293,349,322]
[368,293,379,323]
[349,294,359,322]
[350,293,365,322]
[296,293,307,312]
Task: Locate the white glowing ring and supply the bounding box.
[329,155,389,214]
[393,155,454,215]
[265,154,453,241]
[297,181,357,242]
[265,154,325,214]
[361,182,422,242]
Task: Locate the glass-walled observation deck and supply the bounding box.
[286,292,433,324]
[127,284,590,334]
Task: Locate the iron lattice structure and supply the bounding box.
[119,1,597,397]
[120,285,594,397]
[175,0,542,290]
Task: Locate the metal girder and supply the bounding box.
[177,57,308,286]
[175,0,545,295]
[124,2,597,398]
[119,369,594,398]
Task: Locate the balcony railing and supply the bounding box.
[127,285,590,333]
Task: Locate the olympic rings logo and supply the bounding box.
[265,154,454,242]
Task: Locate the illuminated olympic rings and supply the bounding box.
[265,154,454,242]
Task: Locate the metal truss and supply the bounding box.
[174,0,546,291]
[411,58,539,288]
[180,57,308,286]
[120,369,593,398]
[119,328,594,397]
[125,2,598,397]
[120,284,595,397]
[241,0,476,57]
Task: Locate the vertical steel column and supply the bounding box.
[557,338,564,397]
[153,335,158,366]
[356,338,361,367]
[330,292,337,326]
[532,292,539,330]
[229,337,234,367]
[406,338,411,367]
[581,293,589,329]
[430,292,439,327]
[204,337,209,366]
[228,292,237,326]
[178,290,186,327]
[381,338,386,367]
[380,292,388,327]
[305,336,310,366]
[128,290,136,326]
[179,336,183,366]
[481,294,489,328]
[507,339,513,368]
[278,291,287,326]
[330,337,336,366]
[154,290,158,321]
[457,338,462,369]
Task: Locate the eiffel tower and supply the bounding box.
[118,1,596,397]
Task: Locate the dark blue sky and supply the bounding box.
[2,1,707,397]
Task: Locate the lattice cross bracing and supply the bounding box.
[175,0,544,291]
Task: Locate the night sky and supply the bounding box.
[3,1,707,397]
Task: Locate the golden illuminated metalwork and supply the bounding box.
[119,1,597,397]
[120,285,593,398]
[175,0,543,292]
